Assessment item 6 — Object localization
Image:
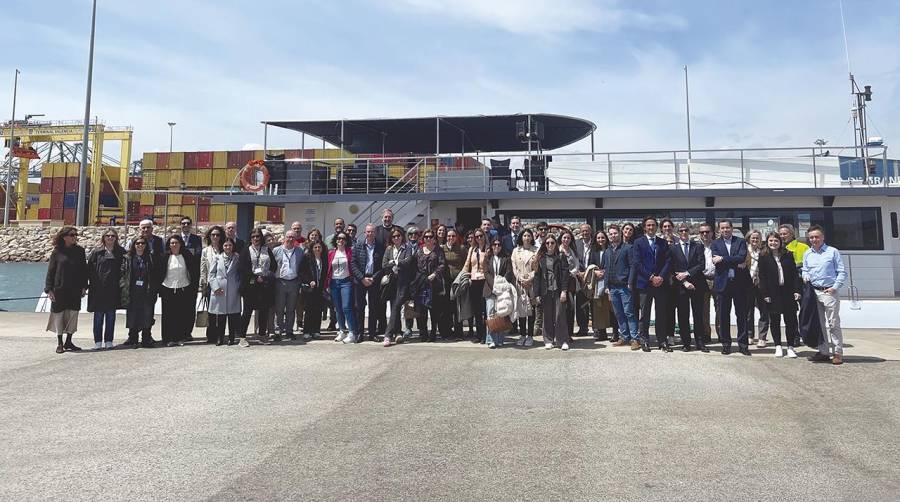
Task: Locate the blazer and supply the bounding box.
[631,235,671,290]
[575,239,593,272]
[757,251,800,314]
[350,239,385,282]
[208,253,242,315]
[533,252,573,298]
[272,244,305,280]
[180,233,203,257]
[484,254,515,297]
[710,236,750,292]
[669,239,707,293]
[300,252,328,308]
[600,242,635,288]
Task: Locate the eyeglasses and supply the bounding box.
[181,222,191,226]
[491,242,501,247]
[251,235,261,240]
[699,230,711,234]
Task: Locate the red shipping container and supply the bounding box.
[38,208,50,219]
[154,194,166,206]
[197,151,213,168]
[64,177,78,192]
[198,205,210,222]
[140,205,155,217]
[128,176,143,190]
[266,206,282,222]
[283,149,315,160]
[227,151,243,169]
[184,152,196,169]
[183,195,197,205]
[101,181,115,196]
[50,208,63,221]
[199,196,212,205]
[157,152,169,170]
[64,208,76,225]
[52,177,66,194]
[51,193,64,209]
[40,178,52,194]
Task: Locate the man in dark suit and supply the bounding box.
[129,219,165,258]
[631,216,672,352]
[710,219,751,355]
[670,223,709,352]
[351,223,386,342]
[225,221,246,254]
[500,215,522,254]
[375,208,404,249]
[574,223,593,337]
[179,217,203,257]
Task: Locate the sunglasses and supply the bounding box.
[251,235,261,239]
[392,235,403,239]
[678,228,689,233]
[181,221,191,225]
[491,242,501,246]
[699,230,711,234]
[135,241,147,246]
[423,235,435,239]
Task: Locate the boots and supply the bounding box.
[228,333,236,346]
[62,333,82,352]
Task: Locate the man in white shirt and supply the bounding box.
[272,231,304,341]
[698,223,718,344]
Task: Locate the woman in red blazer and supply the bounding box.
[325,232,356,343]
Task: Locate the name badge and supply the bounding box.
[135,280,144,287]
[254,267,263,275]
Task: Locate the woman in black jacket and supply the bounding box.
[45,226,88,354]
[159,235,201,347]
[238,227,277,346]
[86,229,127,350]
[300,240,329,340]
[758,232,802,358]
[533,234,574,350]
[414,229,447,342]
[121,235,164,348]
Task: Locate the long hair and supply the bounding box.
[128,235,149,256]
[591,230,609,252]
[489,235,506,258]
[53,226,77,249]
[98,229,120,248]
[204,225,225,251]
[747,229,767,258]
[166,234,186,256]
[534,233,559,269]
[558,228,575,253]
[517,228,535,249]
[765,231,784,256]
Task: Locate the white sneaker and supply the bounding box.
[383,336,391,347]
[774,345,784,358]
[334,331,346,342]
[786,347,798,358]
[587,328,595,336]
[544,342,553,350]
[93,342,103,350]
[561,343,570,351]
[104,341,114,349]
[524,336,534,347]
[395,334,404,344]
[757,339,767,348]
[239,337,250,347]
[303,333,312,341]
[488,342,497,349]
[516,335,526,346]
[343,332,356,344]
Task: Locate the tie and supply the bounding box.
[650,239,656,260]
[683,242,689,258]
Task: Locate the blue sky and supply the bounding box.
[3,0,899,158]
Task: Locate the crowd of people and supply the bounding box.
[43,208,847,364]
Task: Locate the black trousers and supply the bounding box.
[354,280,383,339]
[469,280,486,342]
[638,286,668,346]
[575,290,590,334]
[209,313,241,343]
[160,286,194,343]
[717,280,749,349]
[241,304,271,337]
[768,310,799,347]
[303,295,324,335]
[661,283,678,339]
[420,294,450,341]
[676,289,706,348]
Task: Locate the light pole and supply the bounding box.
[3,69,20,226]
[168,122,176,152]
[76,0,98,226]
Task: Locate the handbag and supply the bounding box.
[486,315,513,333]
[195,296,209,328]
[403,299,418,320]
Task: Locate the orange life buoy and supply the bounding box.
[240,159,269,192]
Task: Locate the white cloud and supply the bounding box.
[385,0,686,35]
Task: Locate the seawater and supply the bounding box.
[0,262,49,312]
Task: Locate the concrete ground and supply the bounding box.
[1,312,899,502]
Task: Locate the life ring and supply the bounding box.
[240,159,269,192]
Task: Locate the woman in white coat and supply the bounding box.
[208,238,243,345]
[200,225,225,343]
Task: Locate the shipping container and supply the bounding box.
[143,170,156,189]
[167,170,184,188]
[167,194,182,206]
[209,204,225,223]
[50,208,63,221]
[39,178,52,194]
[63,194,76,208]
[184,170,199,187]
[51,177,65,194]
[139,205,155,217]
[183,195,197,205]
[198,205,210,223]
[168,152,184,169]
[266,206,282,222]
[254,206,268,222]
[64,177,78,192]
[154,194,167,206]
[99,194,118,207]
[53,163,66,178]
[100,181,116,196]
[199,196,212,205]
[25,207,38,220]
[213,151,228,169]
[195,169,212,186]
[180,205,196,221]
[196,151,213,168]
[128,176,142,190]
[225,205,237,222]
[51,193,64,209]
[64,208,76,225]
[139,193,154,205]
[39,193,51,208]
[38,208,50,220]
[156,152,169,170]
[143,152,157,170]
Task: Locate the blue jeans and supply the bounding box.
[484,296,506,346]
[330,277,356,333]
[93,310,116,343]
[608,286,638,341]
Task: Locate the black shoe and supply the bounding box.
[141,339,156,348]
[216,340,224,346]
[273,334,282,342]
[682,345,692,352]
[808,352,831,362]
[326,322,336,331]
[698,345,710,353]
[659,343,673,353]
[641,343,651,352]
[63,342,82,352]
[721,346,732,355]
[287,334,297,341]
[739,348,752,356]
[184,335,195,342]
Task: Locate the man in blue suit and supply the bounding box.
[710,219,751,355]
[631,216,672,352]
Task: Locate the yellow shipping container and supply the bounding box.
[51,163,66,178]
[211,169,228,187]
[168,152,185,169]
[140,193,154,205]
[254,206,267,222]
[209,204,226,223]
[104,166,121,182]
[167,194,182,206]
[213,151,228,169]
[143,170,156,189]
[195,169,212,186]
[39,193,52,208]
[225,205,237,222]
[184,170,199,187]
[253,150,265,161]
[143,152,157,170]
[180,205,196,221]
[167,170,184,188]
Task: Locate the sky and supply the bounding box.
[3,0,900,160]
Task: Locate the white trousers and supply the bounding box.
[814,289,843,355]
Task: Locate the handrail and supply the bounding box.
[351,159,426,225]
